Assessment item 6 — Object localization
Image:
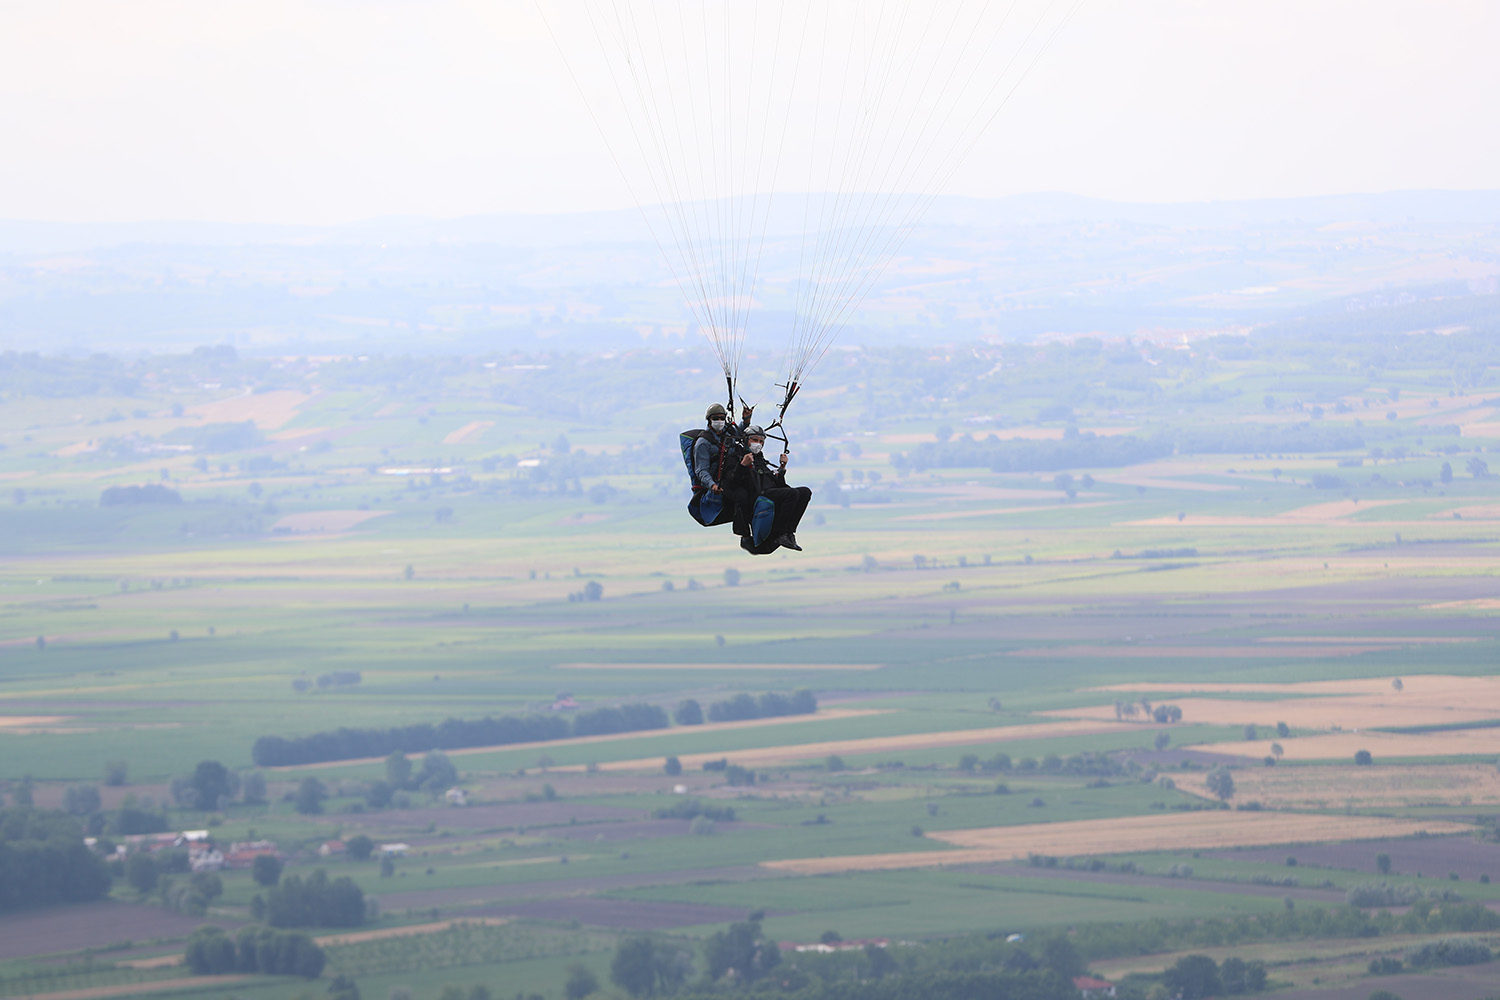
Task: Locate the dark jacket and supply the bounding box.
[729,449,787,496]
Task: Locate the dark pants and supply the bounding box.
[724,485,756,536]
[763,486,812,538]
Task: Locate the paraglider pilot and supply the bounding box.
[691,402,749,496]
[729,424,812,553]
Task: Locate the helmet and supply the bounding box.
[705,403,728,420]
[744,424,765,438]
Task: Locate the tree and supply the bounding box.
[1154,731,1171,751]
[267,869,367,928]
[346,834,375,861]
[563,965,600,1000]
[241,771,268,804]
[1039,935,1084,979]
[1441,461,1453,484]
[1392,677,1404,692]
[1218,956,1249,993]
[252,853,285,887]
[1376,853,1392,875]
[185,927,238,974]
[327,975,361,1000]
[63,785,101,816]
[610,937,689,998]
[14,777,34,807]
[1243,724,1257,741]
[724,567,740,587]
[1271,742,1284,760]
[703,916,780,984]
[364,780,393,809]
[1276,721,1290,737]
[385,751,413,789]
[1355,749,1374,766]
[582,580,603,601]
[1163,954,1221,999]
[104,760,129,787]
[826,755,846,772]
[1206,766,1235,801]
[295,778,328,815]
[663,756,682,777]
[126,852,158,894]
[190,761,236,810]
[1467,456,1490,478]
[414,751,458,792]
[673,699,703,726]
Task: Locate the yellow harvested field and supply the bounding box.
[188,389,310,429]
[270,510,392,533]
[761,812,1472,874]
[0,715,69,729]
[555,662,881,671]
[1016,644,1386,660]
[1172,764,1500,810]
[315,917,508,947]
[581,720,1139,773]
[1279,499,1404,519]
[896,501,1117,522]
[444,420,495,444]
[1076,675,1500,732]
[1432,504,1500,519]
[1092,675,1472,695]
[1195,729,1500,762]
[1427,598,1500,611]
[271,709,886,771]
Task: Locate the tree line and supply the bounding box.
[185,925,325,977]
[264,868,367,928]
[254,694,808,766]
[673,690,817,726]
[894,422,1396,475]
[252,705,666,767]
[0,808,111,912]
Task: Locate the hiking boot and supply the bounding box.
[776,533,802,551]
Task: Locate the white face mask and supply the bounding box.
[749,441,764,454]
[710,419,726,432]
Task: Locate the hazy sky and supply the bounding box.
[2,0,1496,225]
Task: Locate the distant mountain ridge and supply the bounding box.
[4,189,1499,255]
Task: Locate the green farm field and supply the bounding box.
[4,333,1500,1000]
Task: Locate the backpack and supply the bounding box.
[679,428,733,527]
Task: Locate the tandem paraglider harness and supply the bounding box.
[679,427,776,548]
[679,382,798,550]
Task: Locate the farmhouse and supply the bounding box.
[781,938,890,954]
[319,840,347,857]
[445,787,468,806]
[381,843,410,857]
[1073,975,1116,998]
[223,839,281,869]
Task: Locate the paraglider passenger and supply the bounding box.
[692,402,750,495]
[730,424,812,552]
